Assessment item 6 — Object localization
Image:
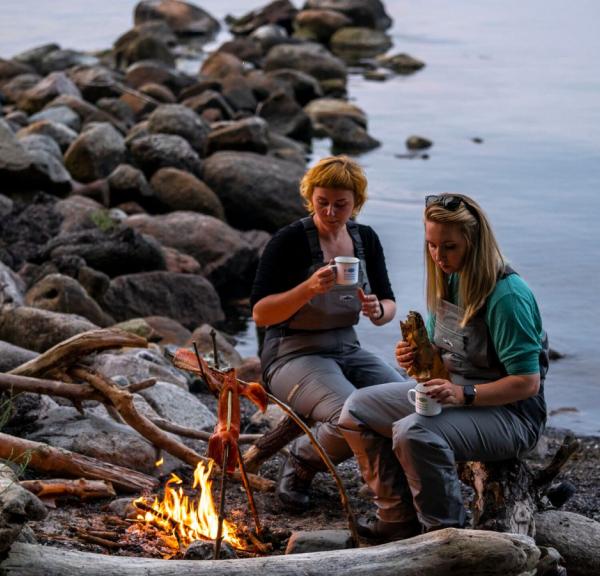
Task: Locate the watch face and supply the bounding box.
[464,385,476,405]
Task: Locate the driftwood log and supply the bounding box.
[0,529,541,576]
[0,432,157,493]
[0,463,47,557]
[20,479,116,502]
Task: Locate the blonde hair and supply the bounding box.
[424,194,505,326]
[299,155,368,217]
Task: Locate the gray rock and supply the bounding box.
[124,211,261,297]
[102,271,224,330]
[26,402,159,473]
[12,43,60,72]
[265,42,347,85]
[207,117,269,155]
[17,71,81,114]
[19,139,72,194]
[267,131,308,165]
[202,151,305,232]
[285,530,353,554]
[129,133,203,178]
[0,340,37,372]
[25,273,114,327]
[64,122,126,183]
[90,347,190,389]
[147,104,210,155]
[221,74,258,113]
[3,110,29,131]
[0,305,98,352]
[39,226,166,278]
[16,119,79,152]
[68,66,121,103]
[144,316,192,347]
[250,24,289,52]
[107,163,153,207]
[44,94,127,133]
[182,89,235,120]
[149,167,224,217]
[0,194,14,218]
[304,97,367,128]
[29,105,81,132]
[96,97,136,130]
[0,119,31,184]
[323,115,381,152]
[139,381,216,434]
[267,68,324,106]
[184,540,236,560]
[38,49,99,75]
[258,90,312,143]
[17,134,62,161]
[124,60,195,94]
[55,195,105,233]
[185,324,243,369]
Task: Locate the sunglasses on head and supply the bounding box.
[425,194,479,221]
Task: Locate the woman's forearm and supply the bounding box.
[252,281,315,327]
[470,373,540,406]
[370,298,396,326]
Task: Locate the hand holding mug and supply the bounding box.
[407,382,442,416]
[424,379,464,406]
[308,264,337,295]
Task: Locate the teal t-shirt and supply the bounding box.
[426,273,543,375]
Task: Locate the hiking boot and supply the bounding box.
[276,454,315,509]
[356,516,421,543]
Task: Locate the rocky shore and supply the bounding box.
[1,0,598,571]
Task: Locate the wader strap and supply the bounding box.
[301,216,324,263]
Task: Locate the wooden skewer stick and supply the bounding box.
[235,443,262,536]
[213,389,232,560]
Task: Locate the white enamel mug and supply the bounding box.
[333,256,360,285]
[407,382,442,416]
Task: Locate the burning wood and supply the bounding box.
[131,460,255,554]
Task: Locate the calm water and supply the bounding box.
[1,0,599,434]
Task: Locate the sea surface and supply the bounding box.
[1,0,599,434]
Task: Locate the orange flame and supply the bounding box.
[133,460,245,550]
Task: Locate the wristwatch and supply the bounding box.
[463,384,477,406]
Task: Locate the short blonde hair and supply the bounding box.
[300,155,368,217]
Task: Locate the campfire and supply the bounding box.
[132,460,247,552]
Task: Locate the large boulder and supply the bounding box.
[102,271,224,329]
[138,381,216,434]
[144,315,191,347]
[124,211,259,297]
[264,42,347,86]
[37,226,166,278]
[202,151,305,232]
[24,398,159,473]
[25,273,114,327]
[258,90,312,142]
[149,167,224,217]
[0,305,98,352]
[64,122,127,183]
[129,133,203,178]
[134,0,220,39]
[16,71,81,114]
[18,134,72,195]
[89,347,190,389]
[146,104,209,155]
[267,68,324,106]
[206,117,270,155]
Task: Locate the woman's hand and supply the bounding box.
[358,288,383,321]
[424,378,465,406]
[307,264,337,296]
[395,340,415,370]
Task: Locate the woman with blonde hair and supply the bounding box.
[339,193,549,541]
[251,155,404,508]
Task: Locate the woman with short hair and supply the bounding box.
[251,155,403,508]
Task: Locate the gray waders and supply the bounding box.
[339,277,548,530]
[261,217,403,474]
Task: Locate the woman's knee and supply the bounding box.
[392,415,439,454]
